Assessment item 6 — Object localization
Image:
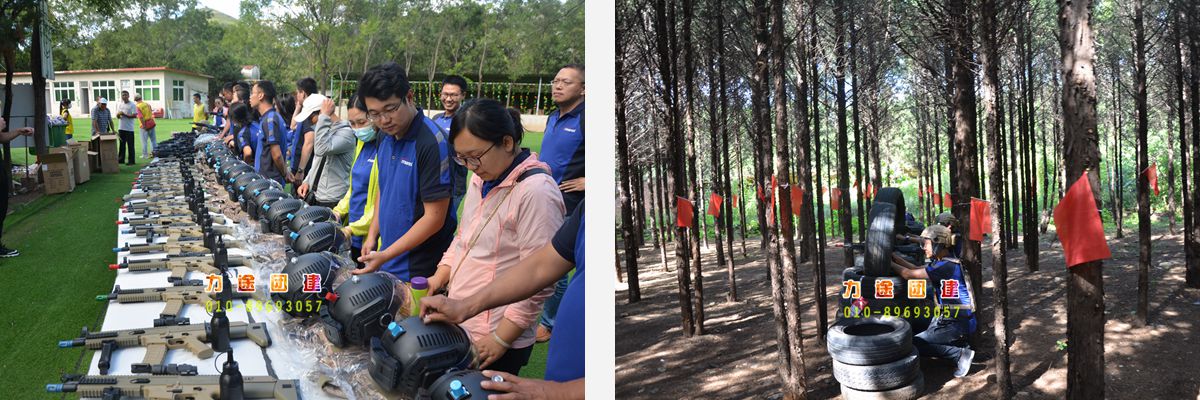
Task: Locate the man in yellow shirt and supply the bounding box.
[134,94,156,159]
[192,93,208,126]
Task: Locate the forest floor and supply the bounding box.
[614,223,1200,399]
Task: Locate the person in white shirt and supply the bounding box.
[115,90,138,165]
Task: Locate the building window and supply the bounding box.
[172,80,185,102]
[134,79,161,101]
[91,80,116,103]
[53,81,76,102]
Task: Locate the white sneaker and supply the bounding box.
[954,347,975,378]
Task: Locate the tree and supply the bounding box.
[1058,0,1107,397]
[616,3,640,303]
[979,0,1013,395]
[1132,0,1150,327]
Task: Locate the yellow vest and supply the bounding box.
[193,103,207,124]
[333,139,381,238]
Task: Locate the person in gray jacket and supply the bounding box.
[297,97,356,208]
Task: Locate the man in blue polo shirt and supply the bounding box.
[250,80,292,186]
[421,201,585,396]
[355,62,456,282]
[536,63,585,343]
[431,75,469,210]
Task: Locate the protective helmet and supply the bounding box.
[921,224,954,247]
[935,212,958,227]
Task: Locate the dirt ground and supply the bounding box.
[614,225,1200,399]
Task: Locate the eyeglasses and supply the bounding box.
[551,79,582,86]
[367,102,404,123]
[452,143,495,168]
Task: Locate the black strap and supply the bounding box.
[516,168,549,182]
[304,132,331,203]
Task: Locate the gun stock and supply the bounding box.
[47,375,300,400]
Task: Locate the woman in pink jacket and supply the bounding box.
[425,99,565,375]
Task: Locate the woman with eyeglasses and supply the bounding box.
[420,98,565,376]
[332,94,381,268]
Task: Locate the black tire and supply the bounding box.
[833,347,920,391]
[865,203,898,277]
[839,372,924,400]
[843,267,865,281]
[872,187,907,229]
[826,317,913,366]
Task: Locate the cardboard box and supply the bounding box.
[69,142,90,184]
[97,135,119,173]
[42,151,75,194]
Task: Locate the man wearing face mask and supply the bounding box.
[333,94,383,268]
[297,97,355,208]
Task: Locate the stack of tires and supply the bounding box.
[839,188,933,333]
[828,317,924,399]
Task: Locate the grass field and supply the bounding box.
[0,118,550,395]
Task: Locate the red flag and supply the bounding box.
[757,184,765,201]
[969,198,992,242]
[767,203,776,226]
[731,195,739,209]
[1146,164,1159,196]
[927,185,935,196]
[676,196,695,228]
[932,192,942,205]
[791,186,805,215]
[707,193,724,217]
[867,183,876,199]
[918,185,925,198]
[1053,172,1112,268]
[771,176,779,201]
[831,188,843,210]
[943,193,953,207]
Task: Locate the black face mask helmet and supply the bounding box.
[285,206,336,235]
[260,198,306,234]
[288,221,348,255]
[319,272,403,348]
[368,316,474,397]
[248,188,289,219]
[271,251,347,318]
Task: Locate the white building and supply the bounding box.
[13,67,212,119]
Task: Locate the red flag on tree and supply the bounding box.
[831,188,843,210]
[969,198,992,242]
[1146,164,1159,196]
[932,192,942,205]
[943,193,953,207]
[731,195,739,209]
[927,185,934,196]
[676,196,695,228]
[791,186,805,215]
[918,185,925,198]
[1053,172,1113,268]
[757,184,765,201]
[707,193,724,217]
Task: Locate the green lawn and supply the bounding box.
[0,119,549,396]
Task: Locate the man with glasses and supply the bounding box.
[250,80,292,186]
[354,62,456,284]
[535,63,585,343]
[431,75,470,210]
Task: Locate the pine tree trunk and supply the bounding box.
[1133,0,1150,327]
[1187,0,1200,288]
[949,0,983,340]
[652,0,695,336]
[979,1,1012,395]
[682,0,706,336]
[810,0,827,296]
[616,9,641,302]
[1057,1,1107,397]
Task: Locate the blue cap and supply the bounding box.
[286,213,295,220]
[112,247,122,252]
[263,204,270,210]
[387,321,405,337]
[253,189,261,196]
[46,384,63,392]
[289,232,299,240]
[448,380,468,399]
[57,340,74,348]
